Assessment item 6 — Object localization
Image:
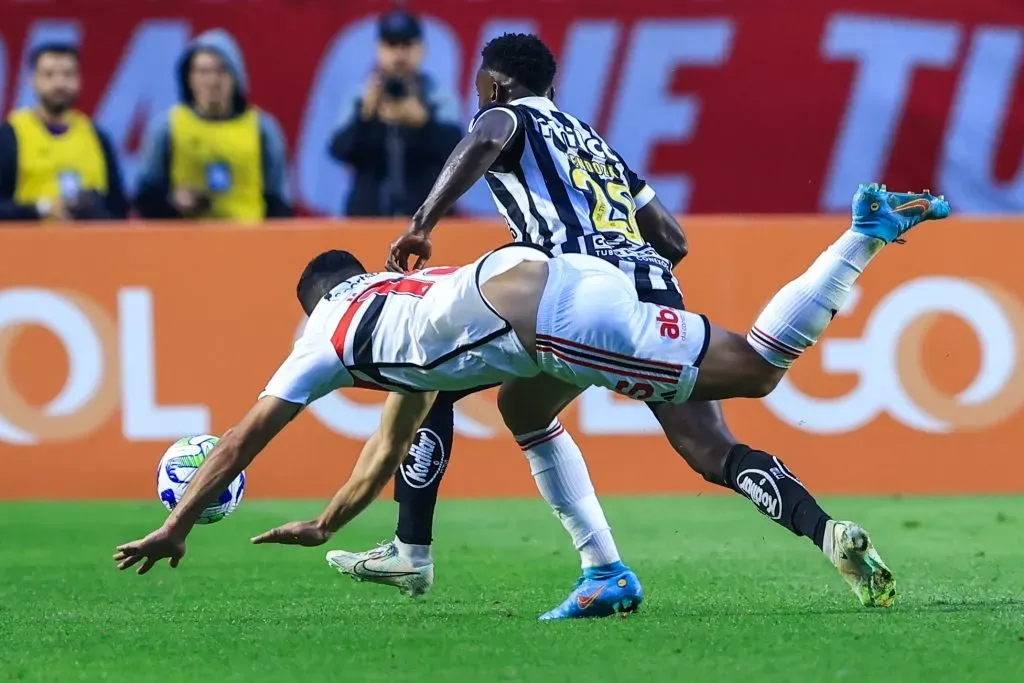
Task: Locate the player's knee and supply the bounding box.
[498,383,553,433]
[744,367,785,398]
[496,384,520,429]
[666,436,727,484]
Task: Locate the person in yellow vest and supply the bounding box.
[0,43,128,222]
[136,29,291,221]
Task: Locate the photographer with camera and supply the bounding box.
[329,10,462,217]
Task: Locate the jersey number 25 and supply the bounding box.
[570,168,642,245]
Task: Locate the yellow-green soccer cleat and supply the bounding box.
[822,520,896,607]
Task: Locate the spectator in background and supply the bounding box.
[330,10,463,217]
[0,43,128,222]
[136,29,291,221]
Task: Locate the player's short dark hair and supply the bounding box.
[481,33,556,96]
[296,250,366,316]
[29,42,80,69]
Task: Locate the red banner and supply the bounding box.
[1,0,1022,215]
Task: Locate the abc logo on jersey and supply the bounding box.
[763,277,1024,434]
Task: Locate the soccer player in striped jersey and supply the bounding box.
[325,33,904,616]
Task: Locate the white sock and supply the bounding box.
[516,420,621,569]
[393,537,433,568]
[748,231,884,368]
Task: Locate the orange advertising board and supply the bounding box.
[1,218,1022,499]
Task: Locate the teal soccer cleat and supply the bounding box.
[538,562,643,621]
[851,183,951,244]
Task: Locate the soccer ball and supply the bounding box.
[157,435,246,524]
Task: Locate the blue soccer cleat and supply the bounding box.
[538,562,644,621]
[850,183,951,244]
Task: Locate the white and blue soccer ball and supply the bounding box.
[157,435,246,524]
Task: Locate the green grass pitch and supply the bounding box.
[2,495,1023,682]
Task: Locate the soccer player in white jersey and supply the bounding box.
[321,33,930,618]
[115,184,949,620]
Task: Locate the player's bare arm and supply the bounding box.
[636,197,688,266]
[252,392,438,546]
[113,397,301,574]
[387,110,516,272]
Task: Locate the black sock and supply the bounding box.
[724,444,831,549]
[393,391,461,546]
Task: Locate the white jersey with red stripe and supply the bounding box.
[260,246,547,406]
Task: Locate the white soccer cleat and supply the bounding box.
[325,541,434,597]
[823,520,895,607]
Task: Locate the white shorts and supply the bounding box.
[535,254,710,403]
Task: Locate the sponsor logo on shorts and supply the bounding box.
[657,307,683,340]
[400,428,447,489]
[738,469,782,520]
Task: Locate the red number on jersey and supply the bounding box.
[355,267,461,302]
[419,266,460,277]
[357,276,435,302]
[613,380,655,400]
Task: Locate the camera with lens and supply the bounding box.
[383,76,409,99]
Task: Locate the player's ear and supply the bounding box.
[490,81,501,103]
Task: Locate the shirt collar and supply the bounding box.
[508,95,557,111]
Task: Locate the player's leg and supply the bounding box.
[650,185,947,604]
[689,184,950,402]
[650,399,833,547]
[497,374,643,620]
[640,296,867,602]
[325,389,476,596]
[647,401,892,606]
[536,186,948,404]
[393,389,485,550]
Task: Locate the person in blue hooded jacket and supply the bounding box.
[136,29,291,221]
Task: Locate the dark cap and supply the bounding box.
[378,10,422,44]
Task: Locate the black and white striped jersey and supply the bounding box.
[468,96,680,297]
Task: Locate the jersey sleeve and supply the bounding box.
[259,334,351,406]
[468,104,525,172]
[622,160,656,210]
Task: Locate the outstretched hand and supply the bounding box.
[386,227,432,273]
[251,520,332,547]
[113,527,186,575]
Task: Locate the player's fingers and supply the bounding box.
[115,542,139,553]
[385,244,400,270]
[417,243,433,271]
[117,554,141,571]
[137,557,157,575]
[169,556,181,569]
[251,528,284,544]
